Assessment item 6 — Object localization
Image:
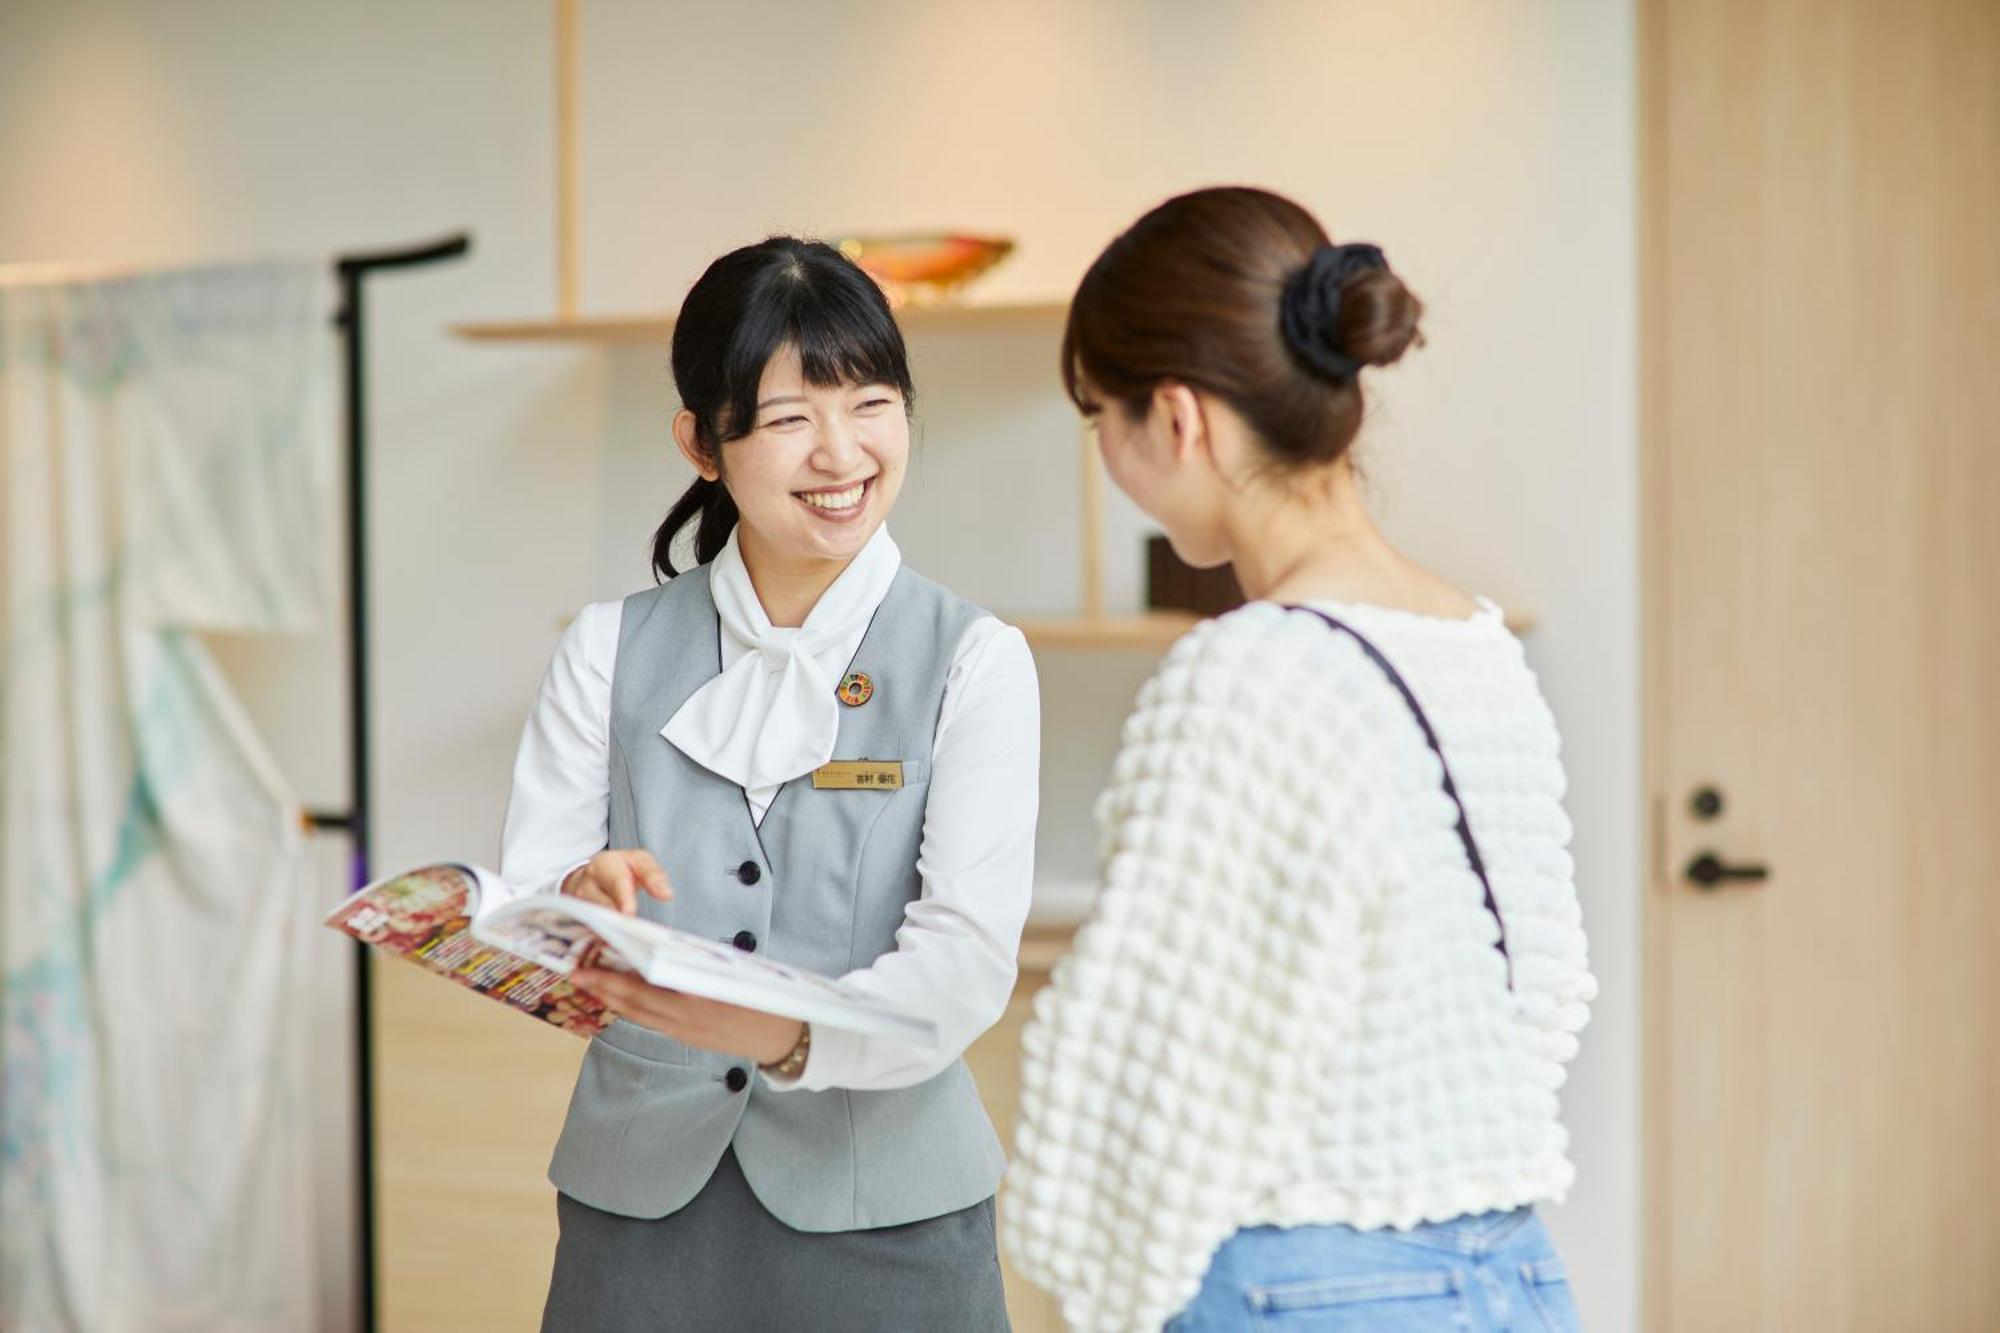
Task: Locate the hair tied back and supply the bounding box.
[1279,242,1389,383]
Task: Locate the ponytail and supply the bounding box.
[651,476,739,580]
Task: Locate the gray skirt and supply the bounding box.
[540,1147,1010,1332]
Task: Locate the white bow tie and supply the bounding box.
[660,526,901,794]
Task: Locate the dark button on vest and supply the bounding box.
[724,1067,749,1094]
[732,930,758,953]
[735,860,762,885]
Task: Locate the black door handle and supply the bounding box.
[1685,851,1770,889]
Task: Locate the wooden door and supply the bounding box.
[1643,0,2000,1328]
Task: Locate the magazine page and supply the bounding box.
[476,894,939,1048]
[322,863,608,1037]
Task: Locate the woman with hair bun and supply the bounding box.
[1002,188,1595,1331]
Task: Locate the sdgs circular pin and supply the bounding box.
[836,672,874,707]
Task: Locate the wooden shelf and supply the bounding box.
[1013,611,1204,650]
[1014,608,1537,651]
[453,297,1066,344]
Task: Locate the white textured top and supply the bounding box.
[1000,599,1595,1333]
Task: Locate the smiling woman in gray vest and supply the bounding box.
[497,237,1038,1332]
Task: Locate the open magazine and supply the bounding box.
[323,862,936,1047]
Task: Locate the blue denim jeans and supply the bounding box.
[1165,1207,1581,1331]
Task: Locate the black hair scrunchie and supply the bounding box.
[1279,242,1389,383]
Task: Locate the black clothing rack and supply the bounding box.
[304,232,471,1333]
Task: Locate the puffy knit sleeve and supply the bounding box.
[1000,608,1395,1331]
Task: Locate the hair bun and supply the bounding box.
[1280,242,1418,383]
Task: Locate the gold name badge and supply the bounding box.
[811,760,905,791]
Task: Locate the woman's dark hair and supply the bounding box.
[653,236,915,579]
[1061,186,1423,472]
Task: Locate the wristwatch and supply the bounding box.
[760,1022,812,1080]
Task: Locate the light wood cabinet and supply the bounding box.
[964,931,1072,1333]
[371,955,580,1332]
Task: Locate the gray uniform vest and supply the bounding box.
[547,563,1007,1231]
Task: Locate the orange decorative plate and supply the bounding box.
[835,233,1015,306]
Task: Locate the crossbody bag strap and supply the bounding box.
[1286,605,1513,988]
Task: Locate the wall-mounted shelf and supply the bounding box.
[459,0,1534,657]
[1013,612,1202,650]
[453,297,1066,344]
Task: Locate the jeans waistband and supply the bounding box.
[1388,1205,1536,1256]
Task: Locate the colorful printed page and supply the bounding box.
[322,863,608,1037]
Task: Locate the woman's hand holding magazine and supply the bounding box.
[323,862,935,1050]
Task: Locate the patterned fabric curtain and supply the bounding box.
[1,258,333,1331]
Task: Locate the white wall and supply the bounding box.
[0,2,1640,1328]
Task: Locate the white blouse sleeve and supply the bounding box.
[773,617,1042,1093]
[1000,613,1390,1332]
[496,601,621,905]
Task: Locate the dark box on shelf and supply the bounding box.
[1145,534,1243,617]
